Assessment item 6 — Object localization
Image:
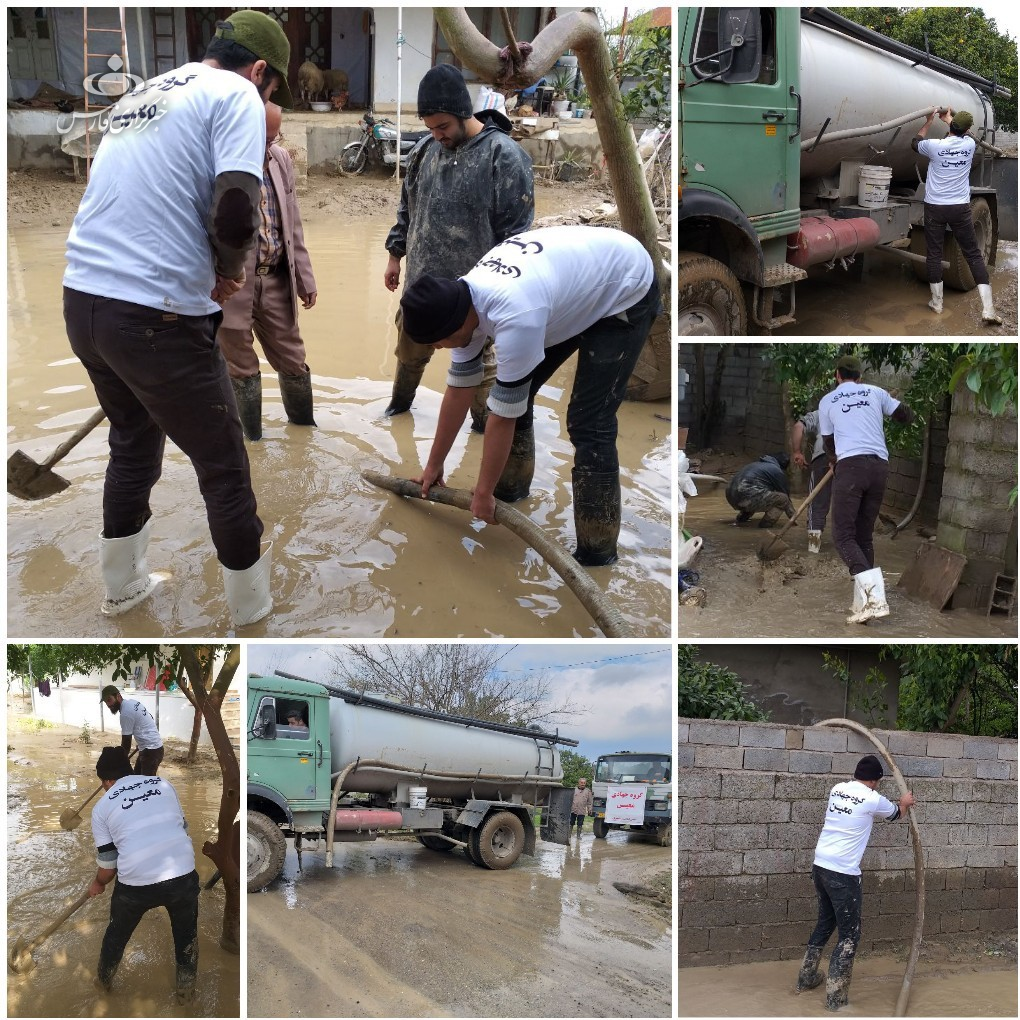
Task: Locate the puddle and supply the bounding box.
[6,221,670,638]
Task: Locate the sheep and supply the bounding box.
[322,68,349,96]
[297,60,324,106]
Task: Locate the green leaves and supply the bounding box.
[678,647,769,721]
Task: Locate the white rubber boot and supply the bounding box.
[99,519,164,616]
[847,567,889,625]
[928,282,944,314]
[222,542,273,627]
[807,530,822,554]
[977,284,1003,325]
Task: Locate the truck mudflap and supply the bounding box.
[541,787,573,846]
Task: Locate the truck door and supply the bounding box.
[682,8,800,237]
[248,693,327,807]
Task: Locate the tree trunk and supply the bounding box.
[178,645,242,954]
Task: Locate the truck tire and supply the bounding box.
[678,252,747,335]
[247,810,286,892]
[909,197,995,292]
[593,817,609,839]
[473,811,525,870]
[416,833,454,853]
[654,822,672,848]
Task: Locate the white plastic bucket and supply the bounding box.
[409,786,427,810]
[857,165,892,208]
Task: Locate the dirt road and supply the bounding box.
[6,716,239,1018]
[248,831,672,1018]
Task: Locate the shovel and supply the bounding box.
[757,467,834,562]
[59,748,137,831]
[8,890,91,974]
[7,407,107,501]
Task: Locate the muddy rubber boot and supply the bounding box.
[928,281,944,314]
[278,370,316,426]
[796,946,824,992]
[572,469,621,567]
[493,427,535,502]
[231,373,263,442]
[385,361,425,416]
[847,567,889,625]
[99,518,164,616]
[978,283,1003,325]
[807,529,822,554]
[221,542,273,628]
[825,938,857,1011]
[176,967,197,1003]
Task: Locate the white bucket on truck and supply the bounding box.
[857,164,893,207]
[409,786,428,809]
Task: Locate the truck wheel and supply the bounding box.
[338,143,367,177]
[247,810,286,892]
[474,811,525,870]
[416,833,453,853]
[655,822,672,847]
[593,818,608,839]
[909,197,995,292]
[678,252,747,335]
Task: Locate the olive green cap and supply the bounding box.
[215,11,294,108]
[836,354,862,375]
[951,110,974,133]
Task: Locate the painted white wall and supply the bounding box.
[372,7,434,109]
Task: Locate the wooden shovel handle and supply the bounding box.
[40,408,107,470]
[772,467,834,542]
[70,747,139,814]
[27,891,91,950]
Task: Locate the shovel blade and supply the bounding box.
[8,936,35,974]
[7,449,70,501]
[59,808,83,831]
[757,533,790,562]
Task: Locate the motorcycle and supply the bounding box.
[337,112,430,176]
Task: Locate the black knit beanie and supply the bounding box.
[854,754,884,781]
[96,745,133,781]
[401,275,472,344]
[418,63,473,119]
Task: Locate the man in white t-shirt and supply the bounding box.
[818,355,914,624]
[101,684,164,775]
[63,11,293,629]
[400,225,660,566]
[796,755,915,1011]
[791,408,833,554]
[912,107,1002,324]
[88,746,199,1000]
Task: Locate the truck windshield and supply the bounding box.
[595,757,671,783]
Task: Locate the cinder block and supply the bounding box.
[941,758,978,779]
[802,729,848,752]
[868,872,904,895]
[869,823,909,847]
[689,720,740,746]
[760,920,811,950]
[682,799,730,824]
[708,924,764,951]
[943,869,965,891]
[831,752,865,774]
[877,892,916,914]
[678,722,690,744]
[926,734,965,758]
[965,802,1004,824]
[776,775,834,800]
[679,825,715,851]
[743,849,795,875]
[789,750,834,774]
[967,887,1002,911]
[924,846,969,869]
[793,849,815,872]
[786,729,804,750]
[681,949,731,967]
[895,755,944,778]
[679,772,722,798]
[976,760,1011,781]
[688,850,744,877]
[737,800,791,824]
[947,824,970,846]
[677,746,695,768]
[768,873,812,899]
[787,896,819,922]
[678,850,689,876]
[988,865,1017,888]
[744,748,790,772]
[939,911,963,934]
[967,847,1007,868]
[910,777,951,802]
[767,823,820,850]
[991,783,1018,803]
[728,947,783,964]
[887,731,928,755]
[867,912,915,939]
[883,848,916,870]
[1004,803,1018,824]
[847,730,889,753]
[997,742,1018,761]
[678,927,709,955]
[920,801,966,823]
[739,724,787,749]
[694,744,745,769]
[967,824,990,845]
[714,824,769,851]
[714,874,769,901]
[979,908,1018,931]
[964,737,1004,760]
[958,910,981,932]
[962,867,987,889]
[736,899,790,925]
[683,901,734,928]
[791,799,826,823]
[720,773,776,800]
[953,780,978,802]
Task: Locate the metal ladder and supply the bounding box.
[986,573,1017,618]
[82,6,129,178]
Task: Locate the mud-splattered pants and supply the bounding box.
[64,288,264,571]
[806,454,833,532]
[923,201,989,286]
[831,454,888,576]
[98,870,199,990]
[798,864,862,1010]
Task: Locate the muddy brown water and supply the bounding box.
[763,241,1018,337]
[679,956,1018,1017]
[6,220,670,638]
[248,830,672,1018]
[5,722,239,1018]
[681,489,1016,638]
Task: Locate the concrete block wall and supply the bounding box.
[679,718,1019,966]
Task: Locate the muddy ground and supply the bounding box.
[5,714,239,1019]
[680,452,1016,639]
[6,170,670,639]
[248,829,672,1018]
[680,932,1019,1016]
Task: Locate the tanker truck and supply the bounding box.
[591,750,672,844]
[247,673,577,892]
[679,6,1012,334]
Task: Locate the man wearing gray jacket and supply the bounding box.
[383,64,534,455]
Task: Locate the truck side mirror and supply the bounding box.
[717,7,762,84]
[252,697,277,740]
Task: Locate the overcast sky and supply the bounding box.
[982,2,1020,41]
[245,643,673,763]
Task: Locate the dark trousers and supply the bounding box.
[98,870,199,988]
[799,865,863,1009]
[64,288,263,570]
[510,281,661,474]
[134,746,164,776]
[570,812,586,831]
[806,454,833,531]
[831,455,888,576]
[923,201,989,286]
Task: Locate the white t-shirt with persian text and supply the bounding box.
[91,775,195,886]
[118,698,163,751]
[818,382,900,461]
[64,62,265,316]
[917,135,975,206]
[814,780,899,876]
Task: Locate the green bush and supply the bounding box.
[678,648,769,721]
